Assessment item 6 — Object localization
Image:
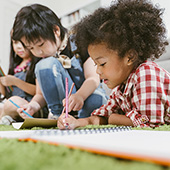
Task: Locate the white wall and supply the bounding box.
[151,0,170,38]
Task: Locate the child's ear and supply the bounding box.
[126,49,137,66]
[54,25,61,37]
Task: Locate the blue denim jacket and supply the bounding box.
[12,63,32,101]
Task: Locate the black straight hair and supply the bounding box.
[8,38,41,85]
[12,4,67,44]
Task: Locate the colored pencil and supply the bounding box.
[65,77,69,118]
[61,82,75,116]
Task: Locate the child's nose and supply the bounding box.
[16,42,23,48]
[96,66,102,75]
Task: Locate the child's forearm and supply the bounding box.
[14,78,36,95]
[0,81,5,96]
[30,94,46,110]
[76,77,99,101]
[77,115,108,127]
[30,79,46,110]
[108,114,133,126]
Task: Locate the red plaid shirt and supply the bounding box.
[91,61,170,127]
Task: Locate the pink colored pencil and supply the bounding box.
[62,82,75,116]
[65,77,69,118]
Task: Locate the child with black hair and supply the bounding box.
[58,0,170,129]
[0,39,37,100]
[8,4,107,120]
[0,35,48,124]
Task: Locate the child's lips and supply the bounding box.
[17,51,24,55]
[103,79,108,84]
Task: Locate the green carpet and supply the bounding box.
[0,124,170,170]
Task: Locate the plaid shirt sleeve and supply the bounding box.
[91,92,119,117]
[126,63,170,127]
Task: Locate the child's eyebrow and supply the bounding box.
[25,44,32,48]
[95,56,105,61]
[25,40,41,47]
[33,40,41,45]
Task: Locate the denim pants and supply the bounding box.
[35,56,108,118]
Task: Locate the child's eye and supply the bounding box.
[39,42,44,47]
[12,40,17,43]
[100,62,106,66]
[13,40,20,44]
[27,47,33,50]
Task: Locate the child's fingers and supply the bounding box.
[68,99,76,112]
[62,98,66,107]
[57,114,72,130]
[57,114,66,129]
[17,108,29,119]
[17,108,23,114]
[57,120,65,129]
[62,118,70,129]
[20,113,28,119]
[58,119,68,130]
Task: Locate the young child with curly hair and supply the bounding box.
[58,0,170,129]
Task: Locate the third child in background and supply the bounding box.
[0,33,48,124]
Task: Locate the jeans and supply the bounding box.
[35,56,108,118]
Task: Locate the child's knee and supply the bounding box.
[35,57,63,78]
[36,57,61,70]
[4,98,17,114]
[3,96,26,117]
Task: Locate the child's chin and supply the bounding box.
[105,83,112,89]
[106,83,114,89]
[107,85,112,89]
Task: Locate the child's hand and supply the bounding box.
[63,93,84,112]
[0,75,17,86]
[57,113,79,130]
[17,103,35,119]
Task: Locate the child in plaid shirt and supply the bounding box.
[58,0,170,129]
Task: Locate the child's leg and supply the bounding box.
[35,57,76,117]
[78,85,108,118]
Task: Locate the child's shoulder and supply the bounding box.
[136,60,168,74]
[133,60,170,80]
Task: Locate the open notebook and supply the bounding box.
[0,126,170,166]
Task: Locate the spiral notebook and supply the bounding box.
[0,126,170,166]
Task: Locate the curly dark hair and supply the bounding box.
[73,0,168,67]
